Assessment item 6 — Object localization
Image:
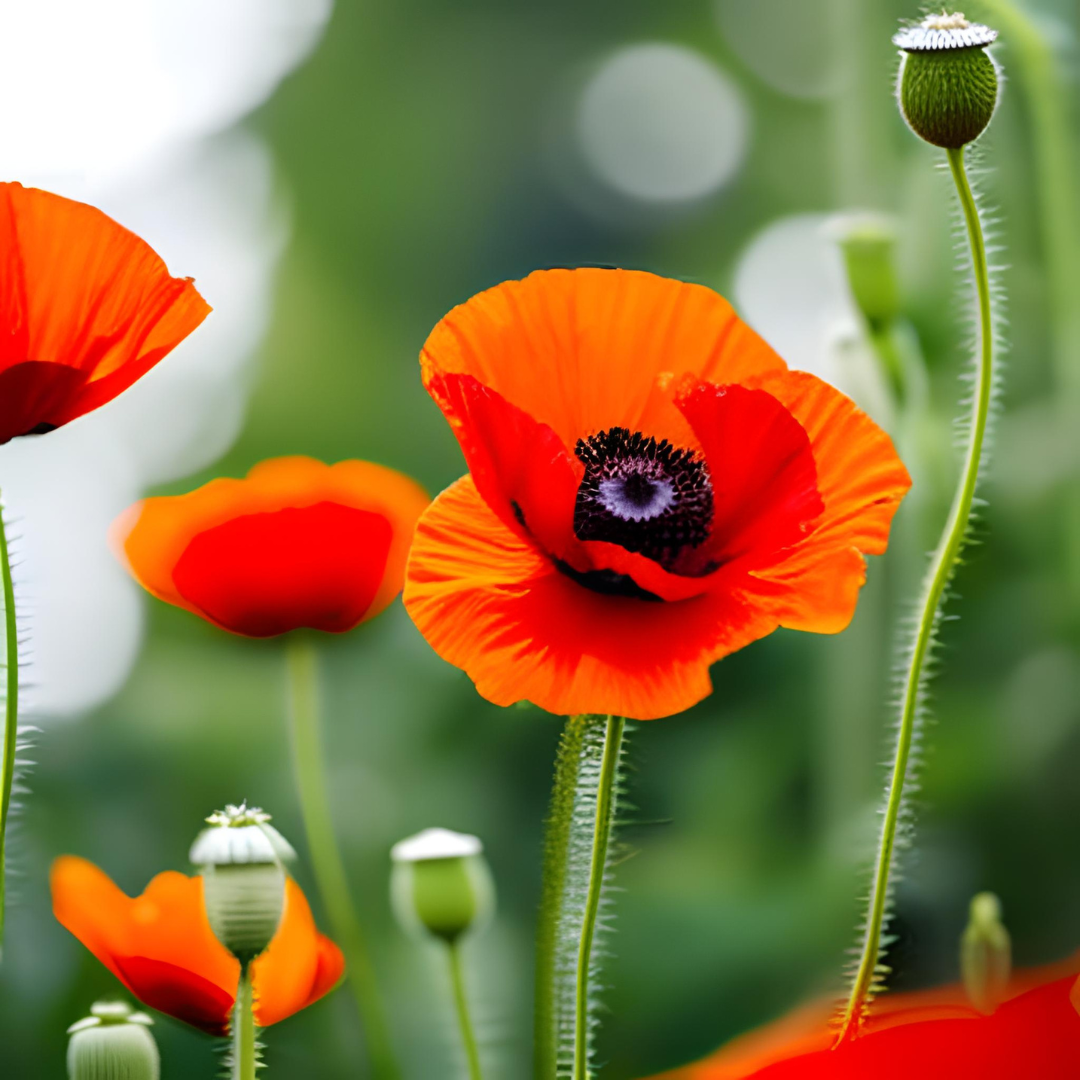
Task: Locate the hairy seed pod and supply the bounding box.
[390,828,494,944]
[895,13,999,149]
[67,1001,159,1080]
[190,802,294,964]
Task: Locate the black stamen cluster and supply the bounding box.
[573,427,713,569]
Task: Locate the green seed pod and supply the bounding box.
[390,828,494,944]
[961,891,1011,1014]
[895,14,999,149]
[831,213,901,332]
[190,802,295,964]
[67,1001,159,1080]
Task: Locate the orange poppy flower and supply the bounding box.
[0,182,210,444]
[648,953,1080,1080]
[51,855,344,1035]
[112,456,429,637]
[403,268,911,719]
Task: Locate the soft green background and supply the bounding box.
[4,0,1080,1076]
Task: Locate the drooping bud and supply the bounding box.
[894,13,999,149]
[190,802,295,964]
[961,891,1011,1013]
[390,828,494,944]
[67,1000,159,1080]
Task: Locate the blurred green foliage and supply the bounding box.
[4,1,1080,1077]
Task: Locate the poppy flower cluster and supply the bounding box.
[649,954,1080,1080]
[404,268,911,720]
[114,455,429,638]
[51,856,343,1036]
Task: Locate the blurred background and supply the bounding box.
[1,0,1079,1076]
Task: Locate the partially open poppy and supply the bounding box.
[0,182,210,444]
[403,268,911,719]
[648,954,1080,1079]
[51,856,344,1035]
[112,456,429,637]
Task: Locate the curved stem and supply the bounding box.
[573,716,625,1080]
[0,496,18,960]
[447,942,484,1080]
[232,969,259,1080]
[837,145,996,1041]
[534,715,590,1080]
[285,636,401,1080]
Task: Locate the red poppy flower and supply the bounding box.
[647,954,1080,1080]
[403,268,911,719]
[51,856,344,1035]
[112,456,429,638]
[0,182,210,444]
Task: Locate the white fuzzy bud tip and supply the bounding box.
[894,14,997,51]
[390,827,483,863]
[190,802,295,867]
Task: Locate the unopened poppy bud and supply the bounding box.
[390,828,494,944]
[831,214,901,332]
[961,891,1011,1013]
[67,1000,159,1080]
[190,802,295,964]
[894,13,999,149]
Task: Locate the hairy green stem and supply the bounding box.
[447,942,484,1080]
[232,970,258,1080]
[534,715,591,1080]
[837,145,996,1041]
[573,716,625,1080]
[0,497,18,960]
[285,636,401,1079]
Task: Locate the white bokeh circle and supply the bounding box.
[576,43,749,204]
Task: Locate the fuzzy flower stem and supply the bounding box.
[232,969,259,1080]
[285,636,401,1080]
[573,715,625,1080]
[0,496,18,960]
[837,145,996,1042]
[447,941,484,1080]
[534,715,590,1080]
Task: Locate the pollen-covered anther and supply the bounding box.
[574,427,713,568]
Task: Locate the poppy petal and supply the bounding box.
[404,476,781,719]
[425,370,581,559]
[113,457,429,637]
[739,371,912,634]
[673,379,824,573]
[112,956,237,1036]
[51,857,239,1034]
[421,268,786,453]
[0,183,210,442]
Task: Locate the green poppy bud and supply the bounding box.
[961,891,1012,1014]
[390,828,494,944]
[67,1001,159,1080]
[831,213,901,332]
[190,802,295,964]
[895,14,999,149]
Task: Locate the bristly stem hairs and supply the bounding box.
[0,495,20,961]
[535,715,629,1079]
[837,14,1002,1041]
